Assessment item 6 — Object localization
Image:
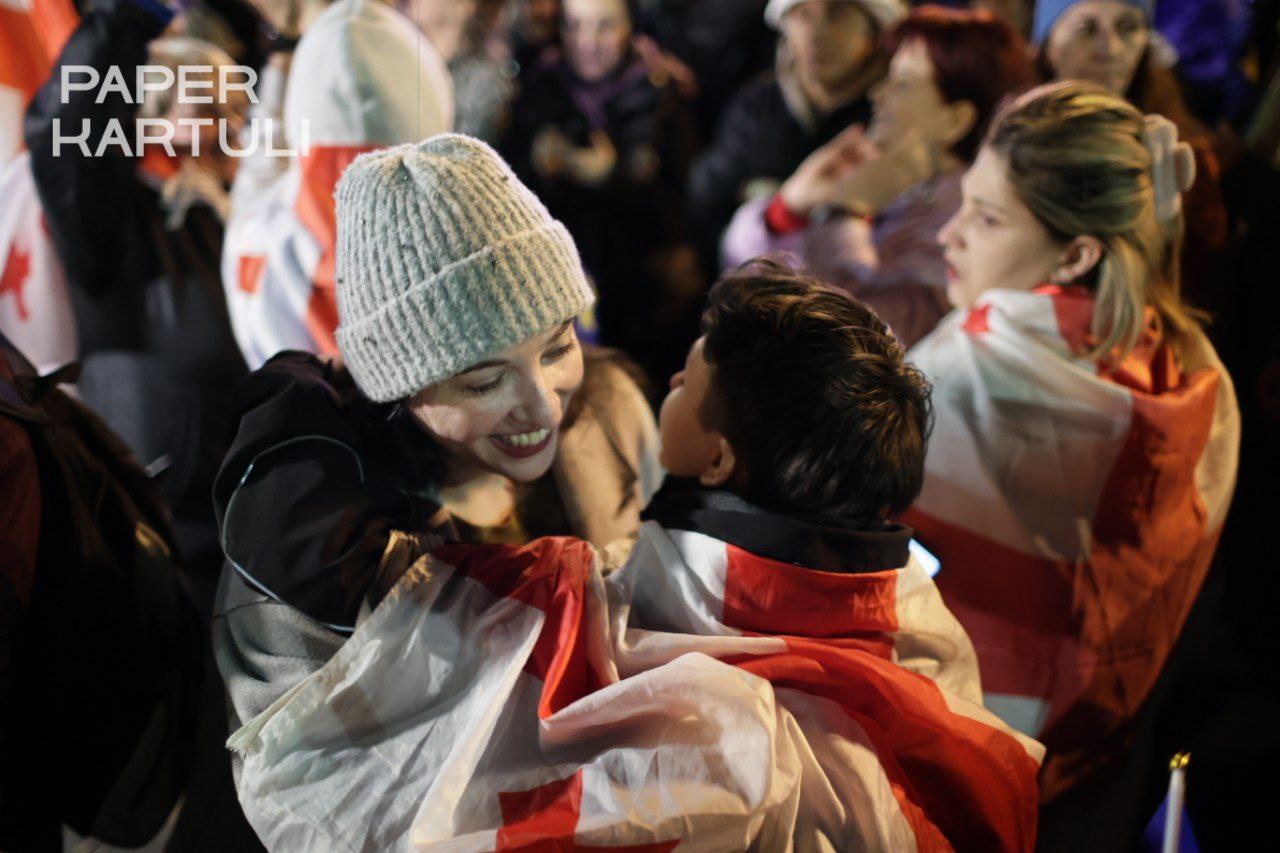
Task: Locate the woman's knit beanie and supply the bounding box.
[334,133,595,402]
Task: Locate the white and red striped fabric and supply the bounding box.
[221,0,452,368]
[0,152,76,373]
[229,523,1043,851]
[0,0,75,165]
[904,284,1239,798]
[0,0,77,372]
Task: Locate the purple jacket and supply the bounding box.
[720,170,961,349]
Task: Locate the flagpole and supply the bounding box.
[1161,752,1190,853]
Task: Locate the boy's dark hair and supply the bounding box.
[698,259,932,523]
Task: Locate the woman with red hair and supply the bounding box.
[721,5,1037,348]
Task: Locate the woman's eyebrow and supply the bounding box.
[542,320,574,344]
[972,196,1012,217]
[457,359,507,376]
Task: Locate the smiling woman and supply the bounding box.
[210,134,660,736]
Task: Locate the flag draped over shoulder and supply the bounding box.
[904,284,1240,799]
[0,0,77,371]
[229,523,1042,851]
[221,0,452,368]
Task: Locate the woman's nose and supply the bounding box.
[518,369,562,426]
[938,212,958,248]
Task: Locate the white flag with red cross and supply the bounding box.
[904,284,1239,799]
[229,524,1043,851]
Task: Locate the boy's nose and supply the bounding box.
[669,370,685,391]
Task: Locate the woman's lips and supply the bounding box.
[489,428,553,459]
[945,263,959,282]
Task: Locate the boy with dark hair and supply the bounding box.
[658,257,930,523]
[227,260,1043,851]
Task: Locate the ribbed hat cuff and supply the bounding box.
[337,222,595,402]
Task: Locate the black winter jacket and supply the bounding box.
[686,71,873,263]
[24,0,246,581]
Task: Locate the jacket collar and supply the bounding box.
[642,479,911,574]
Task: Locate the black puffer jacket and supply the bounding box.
[24,0,247,590]
[686,70,874,264]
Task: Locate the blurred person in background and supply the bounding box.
[631,0,776,137]
[221,0,453,369]
[686,0,902,274]
[504,0,701,385]
[508,0,562,72]
[1033,0,1231,330]
[403,0,514,142]
[721,5,1036,349]
[25,0,250,604]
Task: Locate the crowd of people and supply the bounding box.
[1,0,1276,850]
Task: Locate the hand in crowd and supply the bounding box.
[778,124,875,215]
[829,129,933,218]
[779,124,932,218]
[1141,113,1196,229]
[533,127,618,187]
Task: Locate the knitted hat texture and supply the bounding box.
[334,134,595,402]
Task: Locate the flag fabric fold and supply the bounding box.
[904,284,1239,798]
[230,522,1042,851]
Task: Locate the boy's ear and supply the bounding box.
[699,436,737,488]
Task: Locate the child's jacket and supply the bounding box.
[229,486,1043,851]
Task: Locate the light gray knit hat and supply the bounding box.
[334,133,595,402]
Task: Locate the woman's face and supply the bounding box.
[938,147,1064,309]
[408,321,585,484]
[1044,1,1149,96]
[868,38,962,154]
[562,0,631,82]
[782,1,876,91]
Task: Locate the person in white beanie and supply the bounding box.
[687,0,904,270]
[211,133,660,747]
[222,0,454,371]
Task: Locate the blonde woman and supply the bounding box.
[903,81,1240,802]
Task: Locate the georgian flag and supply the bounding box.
[221,0,452,369]
[0,0,77,373]
[229,523,1043,851]
[0,0,76,165]
[904,284,1240,799]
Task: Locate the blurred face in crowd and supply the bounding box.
[563,0,631,82]
[1044,1,1149,96]
[405,0,478,62]
[408,321,585,484]
[938,147,1065,308]
[782,1,876,92]
[868,37,974,155]
[522,0,562,42]
[659,337,732,483]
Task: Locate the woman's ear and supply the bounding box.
[699,436,738,488]
[1051,235,1105,284]
[943,100,978,149]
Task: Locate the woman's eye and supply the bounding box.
[464,376,503,395]
[543,340,577,363]
[979,213,999,227]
